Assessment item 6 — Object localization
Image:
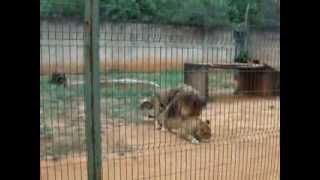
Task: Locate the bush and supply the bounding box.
[40,0,279,28]
[40,0,84,17]
[259,0,280,27]
[235,50,250,63]
[167,0,229,27]
[227,0,263,25]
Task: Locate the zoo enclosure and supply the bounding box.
[40,0,280,180]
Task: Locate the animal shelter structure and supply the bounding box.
[40,0,280,180]
[184,62,280,98]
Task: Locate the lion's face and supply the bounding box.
[194,120,212,141]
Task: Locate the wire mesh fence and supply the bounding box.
[40,0,280,180]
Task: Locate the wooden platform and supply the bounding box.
[184,63,280,97]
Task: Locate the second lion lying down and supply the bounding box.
[160,115,212,144]
[140,84,212,144]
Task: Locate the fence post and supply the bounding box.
[84,0,102,180]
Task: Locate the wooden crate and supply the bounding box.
[184,63,280,97]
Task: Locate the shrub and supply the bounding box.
[40,0,279,29]
[235,50,250,63]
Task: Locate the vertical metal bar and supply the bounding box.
[84,0,101,180]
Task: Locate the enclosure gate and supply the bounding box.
[40,0,280,180]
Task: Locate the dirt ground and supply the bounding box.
[40,59,186,75]
[40,97,280,180]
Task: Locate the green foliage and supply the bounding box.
[227,0,280,27]
[259,0,280,27]
[40,0,279,28]
[100,0,229,27]
[235,50,250,63]
[100,0,141,21]
[40,0,84,17]
[227,0,263,26]
[168,0,229,27]
[40,75,85,123]
[100,70,183,122]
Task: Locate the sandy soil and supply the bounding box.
[40,97,280,180]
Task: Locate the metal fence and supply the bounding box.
[40,1,280,180]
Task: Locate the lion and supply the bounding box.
[161,115,212,144]
[140,84,207,130]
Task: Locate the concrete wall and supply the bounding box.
[40,19,280,74]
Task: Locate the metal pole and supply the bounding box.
[84,0,101,179]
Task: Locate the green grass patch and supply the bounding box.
[102,70,183,122]
[40,70,236,125]
[40,75,84,122]
[40,70,238,158]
